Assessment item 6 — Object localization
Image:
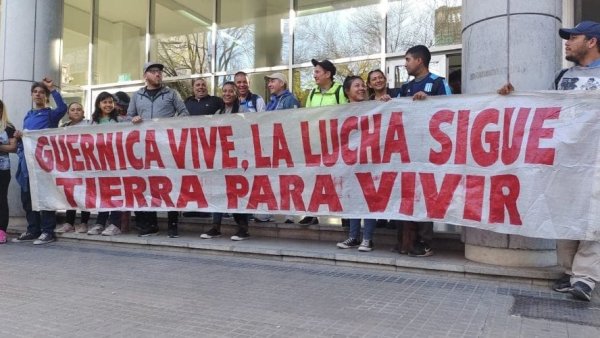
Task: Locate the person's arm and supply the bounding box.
[256,96,266,112]
[0,126,16,153]
[127,92,143,123]
[44,78,67,125]
[173,91,189,117]
[497,83,514,95]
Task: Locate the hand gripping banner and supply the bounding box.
[22,91,600,240]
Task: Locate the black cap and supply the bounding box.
[113,91,130,109]
[311,59,336,77]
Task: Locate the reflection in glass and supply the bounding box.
[94,0,147,84]
[294,0,381,63]
[387,0,461,53]
[152,0,213,77]
[63,0,91,90]
[216,73,270,104]
[216,0,289,71]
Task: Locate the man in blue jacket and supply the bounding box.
[12,77,67,245]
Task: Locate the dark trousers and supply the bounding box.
[0,170,10,232]
[211,213,248,231]
[134,211,179,230]
[21,181,56,235]
[65,210,91,225]
[96,211,122,227]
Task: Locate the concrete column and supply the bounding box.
[0,0,63,216]
[461,0,562,267]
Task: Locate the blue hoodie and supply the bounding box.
[266,90,300,111]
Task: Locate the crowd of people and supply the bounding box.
[1,20,599,303]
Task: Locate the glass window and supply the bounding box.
[151,0,213,77]
[387,0,462,54]
[216,72,272,104]
[292,59,380,106]
[63,0,91,91]
[294,0,381,64]
[216,0,290,71]
[94,0,147,84]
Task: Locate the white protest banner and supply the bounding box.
[22,91,600,240]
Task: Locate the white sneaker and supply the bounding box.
[101,224,121,236]
[75,223,88,233]
[55,223,75,233]
[87,224,104,235]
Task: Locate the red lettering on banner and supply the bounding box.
[429,109,454,165]
[35,136,53,172]
[97,133,116,171]
[198,127,218,169]
[420,173,462,219]
[225,175,249,208]
[301,121,321,167]
[168,128,188,169]
[126,131,143,169]
[308,175,342,212]
[356,172,397,212]
[320,119,340,167]
[272,124,293,168]
[471,108,500,167]
[177,176,208,208]
[219,126,238,169]
[80,134,101,170]
[85,177,97,209]
[340,116,359,165]
[382,112,410,164]
[279,175,306,211]
[464,175,485,221]
[455,110,470,164]
[247,175,278,210]
[99,176,123,208]
[400,172,416,216]
[525,107,559,165]
[123,176,148,207]
[359,115,381,164]
[50,135,70,171]
[66,135,85,171]
[144,130,165,169]
[149,176,174,207]
[115,132,128,170]
[55,178,82,207]
[489,175,522,225]
[502,107,529,164]
[251,124,271,168]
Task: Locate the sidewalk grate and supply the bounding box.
[510,295,600,327]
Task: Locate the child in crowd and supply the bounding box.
[0,99,17,244]
[86,92,122,236]
[56,102,91,234]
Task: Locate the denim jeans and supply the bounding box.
[21,182,56,235]
[349,218,376,241]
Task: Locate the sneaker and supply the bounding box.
[87,224,104,235]
[570,281,593,302]
[55,223,75,233]
[200,227,222,239]
[284,219,294,224]
[231,230,250,241]
[298,216,318,225]
[33,233,56,245]
[337,238,361,249]
[254,217,273,223]
[11,232,39,243]
[138,225,159,237]
[101,224,121,236]
[168,223,179,238]
[0,230,6,244]
[75,223,88,234]
[358,239,374,252]
[552,274,572,293]
[408,241,434,257]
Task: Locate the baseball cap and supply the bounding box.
[143,61,164,73]
[264,72,288,84]
[311,59,336,76]
[559,21,600,40]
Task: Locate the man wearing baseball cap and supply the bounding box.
[264,72,300,111]
[498,21,600,301]
[127,61,189,238]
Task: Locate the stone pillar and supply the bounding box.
[0,0,63,217]
[461,0,562,267]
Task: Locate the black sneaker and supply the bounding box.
[298,217,318,225]
[358,239,374,252]
[570,281,593,301]
[552,274,572,293]
[284,219,294,224]
[139,225,159,237]
[336,237,361,249]
[200,227,222,239]
[231,230,250,241]
[408,241,434,257]
[33,233,56,245]
[11,232,39,243]
[168,223,179,238]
